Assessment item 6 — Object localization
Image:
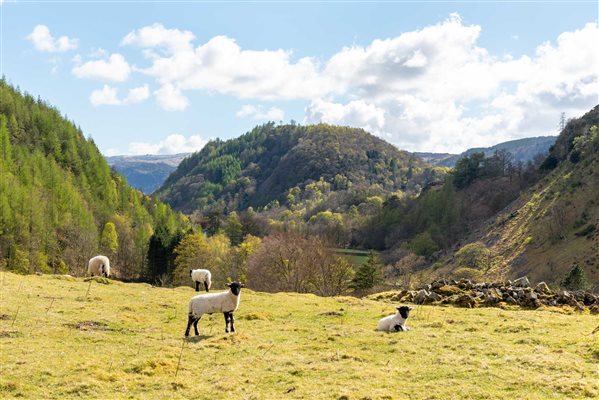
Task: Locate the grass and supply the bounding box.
[1,272,598,399]
[333,248,372,266]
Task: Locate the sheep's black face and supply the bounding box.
[226,282,245,296]
[189,269,193,277]
[396,306,412,319]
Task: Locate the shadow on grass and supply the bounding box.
[185,335,213,342]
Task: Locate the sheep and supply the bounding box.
[189,268,212,292]
[377,305,413,332]
[87,255,110,278]
[185,282,245,337]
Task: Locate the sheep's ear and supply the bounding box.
[395,306,401,311]
[225,283,232,287]
[240,283,245,288]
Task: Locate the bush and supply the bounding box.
[452,267,483,281]
[352,251,384,290]
[561,264,589,291]
[455,242,491,270]
[407,232,439,258]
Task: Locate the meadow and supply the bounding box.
[1,271,597,399]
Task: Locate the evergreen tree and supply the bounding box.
[224,211,244,246]
[351,251,384,290]
[561,264,589,291]
[100,222,118,256]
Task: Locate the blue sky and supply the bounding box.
[1,1,598,155]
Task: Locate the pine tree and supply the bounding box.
[351,251,384,290]
[561,264,589,291]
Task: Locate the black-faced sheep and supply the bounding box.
[185,282,244,337]
[189,268,212,292]
[377,305,413,332]
[87,255,110,278]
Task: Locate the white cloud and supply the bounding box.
[72,53,131,82]
[90,84,150,106]
[154,83,189,111]
[236,105,285,121]
[27,25,78,53]
[120,17,599,152]
[128,134,207,155]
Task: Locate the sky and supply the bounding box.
[1,1,598,156]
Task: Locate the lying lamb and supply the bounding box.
[87,255,110,278]
[185,282,244,337]
[190,268,212,292]
[377,305,413,332]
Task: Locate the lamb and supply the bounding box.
[189,268,212,292]
[377,306,413,332]
[87,255,110,278]
[185,282,244,337]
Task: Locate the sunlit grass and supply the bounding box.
[1,272,597,399]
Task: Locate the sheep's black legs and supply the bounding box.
[185,314,201,336]
[193,317,200,335]
[195,281,200,292]
[224,312,231,333]
[230,313,235,333]
[185,314,194,337]
[204,281,209,292]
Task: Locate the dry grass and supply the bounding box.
[1,272,598,399]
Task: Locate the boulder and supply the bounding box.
[435,285,462,296]
[535,282,551,294]
[512,276,530,288]
[413,290,430,305]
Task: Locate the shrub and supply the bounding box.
[452,267,483,281]
[351,251,384,291]
[561,264,589,291]
[455,242,491,270]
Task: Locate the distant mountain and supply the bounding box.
[415,136,557,168]
[156,123,433,214]
[106,153,189,194]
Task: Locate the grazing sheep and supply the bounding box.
[377,306,413,332]
[189,268,212,292]
[185,282,245,337]
[87,255,110,278]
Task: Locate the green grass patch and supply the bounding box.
[1,272,598,399]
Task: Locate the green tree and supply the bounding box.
[100,222,118,256]
[224,212,244,246]
[351,251,384,290]
[561,264,589,291]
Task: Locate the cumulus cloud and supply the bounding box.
[128,134,207,155]
[90,84,150,106]
[154,83,189,111]
[120,17,598,151]
[236,105,285,121]
[27,25,78,52]
[72,53,131,82]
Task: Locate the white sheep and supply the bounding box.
[185,282,245,337]
[377,306,413,332]
[189,268,212,292]
[87,255,110,278]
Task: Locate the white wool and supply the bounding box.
[377,312,408,332]
[87,255,110,277]
[188,288,240,318]
[190,268,212,289]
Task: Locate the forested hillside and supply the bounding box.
[0,80,189,279]
[157,123,439,214]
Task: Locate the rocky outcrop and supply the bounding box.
[370,278,598,311]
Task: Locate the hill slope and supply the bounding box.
[415,136,556,167]
[156,123,430,214]
[1,272,597,399]
[106,153,189,194]
[448,106,599,288]
[0,80,188,278]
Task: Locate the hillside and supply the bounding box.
[156,123,432,214]
[1,272,597,399]
[106,153,189,194]
[435,106,599,288]
[415,136,556,168]
[0,80,189,279]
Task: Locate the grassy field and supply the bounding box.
[1,272,598,399]
[333,248,372,266]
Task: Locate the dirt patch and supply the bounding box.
[0,314,11,320]
[66,321,114,331]
[0,329,22,338]
[319,310,345,317]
